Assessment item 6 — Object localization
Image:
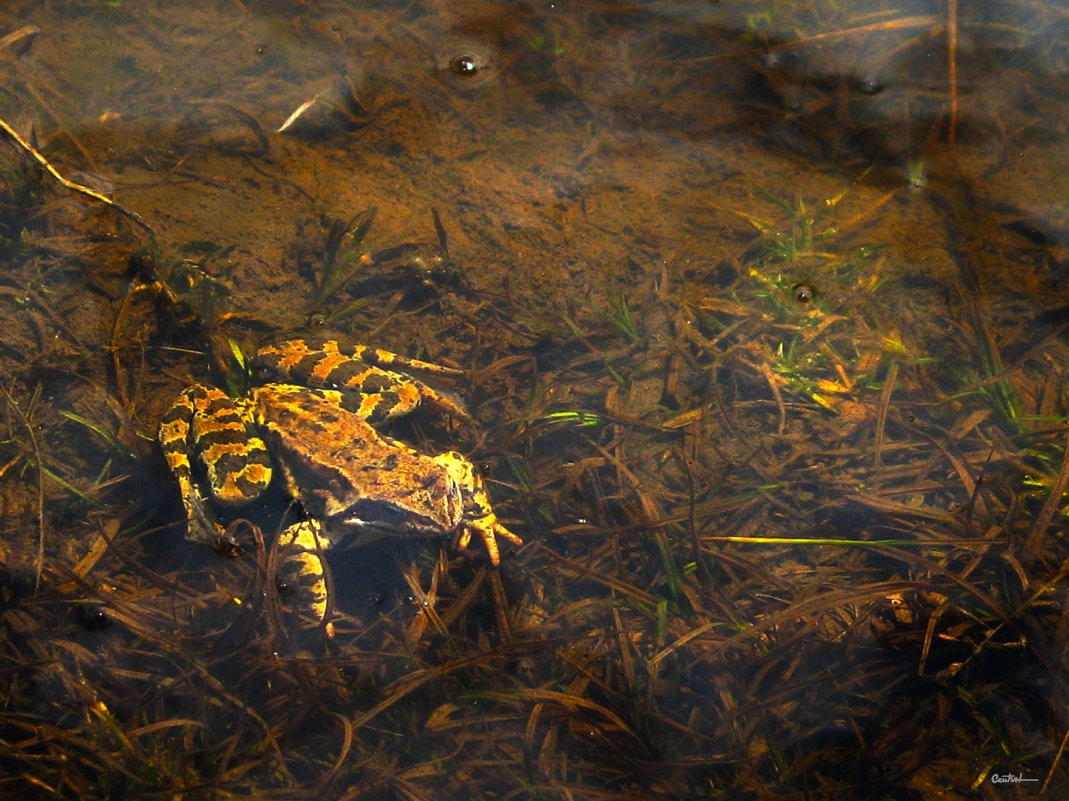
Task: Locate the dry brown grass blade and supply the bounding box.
[435,561,486,629]
[0,384,46,594]
[126,718,206,737]
[947,0,959,142]
[107,286,147,412]
[69,520,116,579]
[651,581,913,668]
[313,713,354,790]
[1043,723,1069,794]
[767,15,940,51]
[346,657,479,735]
[484,688,647,748]
[1026,418,1069,557]
[487,566,514,643]
[757,360,787,433]
[3,717,138,783]
[399,555,446,645]
[90,515,207,601]
[872,358,897,468]
[543,551,660,609]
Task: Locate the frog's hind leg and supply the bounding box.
[258,339,465,379]
[159,389,219,545]
[277,519,332,629]
[191,388,273,507]
[159,385,274,551]
[255,339,471,423]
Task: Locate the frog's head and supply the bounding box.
[337,469,464,538]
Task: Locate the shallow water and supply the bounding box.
[1,1,1067,799]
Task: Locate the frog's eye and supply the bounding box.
[375,504,409,526]
[349,499,410,528]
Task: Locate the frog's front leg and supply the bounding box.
[158,385,273,548]
[432,452,522,565]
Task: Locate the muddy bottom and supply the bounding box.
[0,2,1067,799]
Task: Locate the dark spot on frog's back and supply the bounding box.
[355,372,393,393]
[321,358,374,389]
[214,450,270,479]
[234,470,270,497]
[204,395,241,416]
[195,426,249,449]
[352,450,393,470]
[255,349,319,381]
[370,393,403,419]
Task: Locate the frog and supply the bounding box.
[157,339,522,625]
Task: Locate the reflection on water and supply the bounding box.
[0,0,1067,798]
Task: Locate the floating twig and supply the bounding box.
[0,24,39,55]
[0,114,153,234]
[276,90,327,133]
